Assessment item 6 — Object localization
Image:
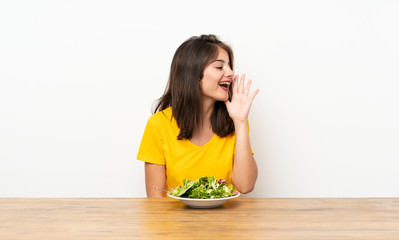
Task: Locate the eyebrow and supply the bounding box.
[211,59,229,64]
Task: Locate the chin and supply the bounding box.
[205,92,229,102]
[216,96,229,102]
[217,93,229,102]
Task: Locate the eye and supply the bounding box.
[216,66,223,70]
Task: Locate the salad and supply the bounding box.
[168,176,239,199]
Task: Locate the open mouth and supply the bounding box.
[218,82,230,92]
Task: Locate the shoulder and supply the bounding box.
[144,107,179,140]
[147,107,173,126]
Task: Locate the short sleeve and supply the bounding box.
[137,118,166,165]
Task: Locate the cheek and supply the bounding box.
[203,71,222,84]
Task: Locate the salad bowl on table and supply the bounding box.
[167,177,240,208]
[167,192,240,208]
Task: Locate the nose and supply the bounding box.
[224,65,234,78]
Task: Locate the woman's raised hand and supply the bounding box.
[224,74,259,125]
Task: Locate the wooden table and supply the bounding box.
[1,198,399,239]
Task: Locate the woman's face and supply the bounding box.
[200,47,234,103]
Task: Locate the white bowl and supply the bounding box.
[167,192,240,208]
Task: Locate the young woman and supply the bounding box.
[137,34,259,197]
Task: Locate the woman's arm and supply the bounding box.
[224,74,259,193]
[232,122,258,193]
[145,162,167,198]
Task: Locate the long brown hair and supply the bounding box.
[154,34,235,140]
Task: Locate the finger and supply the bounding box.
[250,89,260,101]
[239,74,246,93]
[244,79,252,96]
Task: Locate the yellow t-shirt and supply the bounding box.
[137,107,237,190]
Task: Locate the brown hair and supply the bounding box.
[154,34,235,140]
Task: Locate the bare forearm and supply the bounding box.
[145,162,167,198]
[232,122,258,193]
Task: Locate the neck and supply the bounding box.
[200,97,215,127]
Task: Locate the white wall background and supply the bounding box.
[1,0,398,198]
